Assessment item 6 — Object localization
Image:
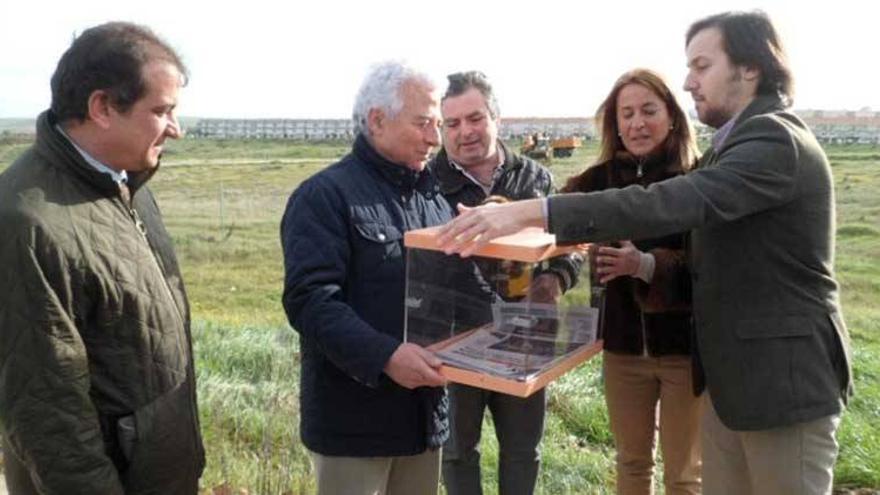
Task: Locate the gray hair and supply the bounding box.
[352,60,437,136]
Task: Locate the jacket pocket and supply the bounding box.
[735,316,812,339]
[729,315,839,427]
[827,311,852,401]
[122,382,202,494]
[353,222,403,263]
[354,222,403,244]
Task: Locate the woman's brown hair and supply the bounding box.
[563,69,699,194]
[596,68,698,168]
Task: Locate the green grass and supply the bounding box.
[830,146,880,490]
[163,138,350,161]
[0,135,32,165]
[193,321,315,494]
[1,138,878,493]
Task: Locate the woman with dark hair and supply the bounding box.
[562,68,702,495]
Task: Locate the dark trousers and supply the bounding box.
[442,383,546,495]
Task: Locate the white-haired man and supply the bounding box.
[281,61,451,494]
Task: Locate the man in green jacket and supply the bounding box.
[437,11,851,495]
[0,22,204,494]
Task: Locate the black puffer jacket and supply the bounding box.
[430,141,582,296]
[0,111,204,494]
[281,134,453,456]
[562,151,693,356]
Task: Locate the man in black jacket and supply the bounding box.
[281,61,452,495]
[431,71,581,495]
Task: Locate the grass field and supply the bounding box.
[1,136,878,494]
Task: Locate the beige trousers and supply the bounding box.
[309,448,441,495]
[603,351,703,495]
[702,397,840,495]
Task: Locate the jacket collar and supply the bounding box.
[35,110,157,196]
[698,94,786,168]
[610,149,682,181]
[431,140,522,196]
[726,94,786,139]
[353,133,431,192]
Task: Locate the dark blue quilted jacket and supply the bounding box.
[281,134,452,456]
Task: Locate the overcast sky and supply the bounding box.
[1,0,875,119]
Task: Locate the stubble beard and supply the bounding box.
[699,69,744,129]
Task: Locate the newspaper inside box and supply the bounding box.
[403,226,603,397]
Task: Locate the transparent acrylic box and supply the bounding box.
[404,226,604,397]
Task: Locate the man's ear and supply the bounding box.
[86,90,114,129]
[367,108,385,137]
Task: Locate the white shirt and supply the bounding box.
[56,124,129,185]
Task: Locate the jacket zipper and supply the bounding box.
[123,193,202,458]
[127,205,188,358]
[635,159,648,355]
[400,193,411,230]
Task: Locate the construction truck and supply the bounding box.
[521,134,582,161]
[550,136,582,158]
[520,133,552,160]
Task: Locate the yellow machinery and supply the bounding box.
[520,133,552,160]
[550,136,582,158]
[521,134,582,160]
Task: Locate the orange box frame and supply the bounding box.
[404,226,601,397]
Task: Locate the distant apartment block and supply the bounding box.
[497,117,595,139]
[188,117,597,140]
[188,119,355,140]
[796,109,880,144]
[187,112,879,144]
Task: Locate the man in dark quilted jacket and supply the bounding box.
[0,22,204,494]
